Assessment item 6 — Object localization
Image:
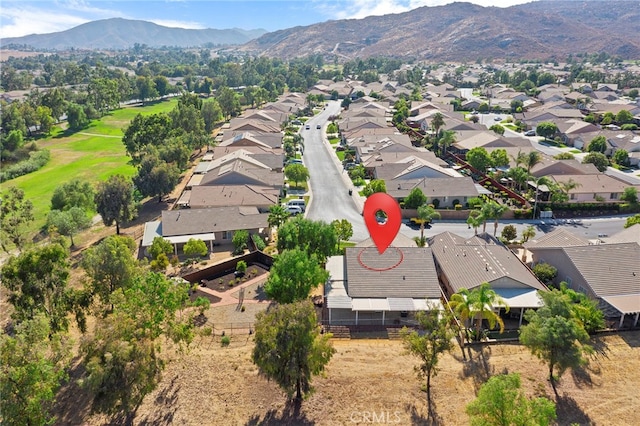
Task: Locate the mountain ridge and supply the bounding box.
[2,1,639,61]
[0,18,268,50]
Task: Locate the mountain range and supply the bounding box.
[0,18,267,50]
[2,1,640,61]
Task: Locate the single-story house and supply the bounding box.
[429,232,548,326]
[324,233,442,326]
[141,206,269,256]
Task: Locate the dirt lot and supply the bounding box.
[68,328,640,426]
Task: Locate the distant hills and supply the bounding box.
[240,0,640,61]
[2,1,640,61]
[0,18,267,50]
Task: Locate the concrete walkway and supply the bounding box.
[196,272,270,307]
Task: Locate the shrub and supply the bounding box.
[232,229,249,255]
[221,335,231,347]
[455,204,463,210]
[184,238,208,258]
[228,279,235,287]
[250,267,258,276]
[251,233,266,251]
[236,260,247,274]
[0,149,51,182]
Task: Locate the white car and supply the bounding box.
[285,205,303,215]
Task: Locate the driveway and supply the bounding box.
[303,101,369,241]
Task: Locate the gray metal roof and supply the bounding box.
[344,246,441,299]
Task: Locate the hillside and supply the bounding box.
[240,0,640,61]
[0,18,267,50]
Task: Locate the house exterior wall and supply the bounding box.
[531,248,595,298]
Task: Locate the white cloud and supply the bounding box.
[149,19,206,29]
[0,6,91,38]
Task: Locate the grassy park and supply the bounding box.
[6,99,178,234]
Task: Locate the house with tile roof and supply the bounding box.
[324,234,442,326]
[525,236,640,328]
[429,232,548,325]
[141,206,269,256]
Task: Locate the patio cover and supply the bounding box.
[494,288,543,309]
[602,294,640,315]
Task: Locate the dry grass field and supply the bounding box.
[55,328,639,426]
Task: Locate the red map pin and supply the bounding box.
[363,192,402,254]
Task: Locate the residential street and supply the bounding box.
[303,101,370,241]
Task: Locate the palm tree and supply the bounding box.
[448,289,474,342]
[469,282,509,340]
[481,202,508,236]
[555,178,581,203]
[439,130,456,157]
[525,151,542,174]
[430,112,445,140]
[467,210,484,235]
[267,204,289,230]
[417,204,441,242]
[292,133,304,153]
[413,236,427,247]
[522,225,536,243]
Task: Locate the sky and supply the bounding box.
[0,0,536,39]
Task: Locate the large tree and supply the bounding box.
[277,217,337,262]
[133,154,181,202]
[466,147,492,173]
[0,186,34,253]
[82,235,139,312]
[264,248,329,304]
[520,289,594,387]
[1,243,82,333]
[81,272,206,414]
[0,315,72,426]
[401,307,454,418]
[582,152,609,172]
[403,187,427,209]
[252,300,335,400]
[587,135,607,153]
[466,373,556,426]
[46,206,91,247]
[331,219,353,245]
[284,163,309,188]
[94,175,137,235]
[122,112,172,163]
[51,179,95,212]
[535,121,558,139]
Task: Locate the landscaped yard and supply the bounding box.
[5,99,178,234]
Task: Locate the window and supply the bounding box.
[222,231,231,240]
[565,276,572,285]
[570,193,576,200]
[610,193,618,200]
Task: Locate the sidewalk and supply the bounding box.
[196,272,270,307]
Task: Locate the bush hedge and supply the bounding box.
[0,149,50,182]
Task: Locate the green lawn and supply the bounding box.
[329,137,340,145]
[336,151,346,161]
[5,99,178,234]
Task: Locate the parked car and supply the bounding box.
[494,116,502,121]
[287,199,306,212]
[316,124,321,129]
[524,130,536,136]
[285,205,303,215]
[305,124,310,130]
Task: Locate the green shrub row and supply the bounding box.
[251,234,266,251]
[0,149,50,183]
